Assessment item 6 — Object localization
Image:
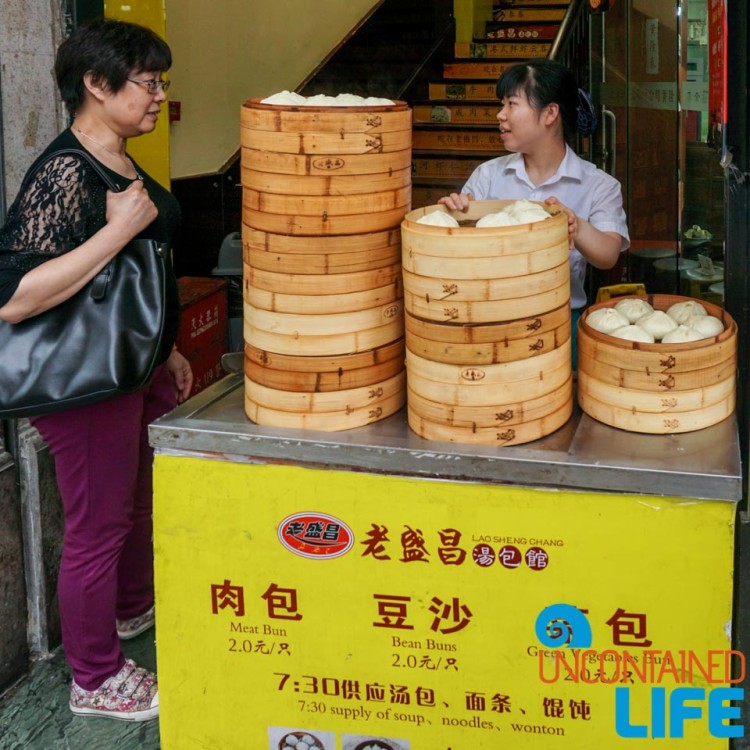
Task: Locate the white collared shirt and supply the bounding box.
[462,145,630,309]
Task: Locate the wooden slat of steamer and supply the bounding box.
[577,369,735,413]
[242,147,412,177]
[245,319,404,356]
[246,351,404,393]
[246,390,405,431]
[404,282,569,324]
[246,338,405,373]
[407,398,573,446]
[405,319,570,365]
[402,202,567,257]
[246,243,401,275]
[402,262,568,301]
[241,165,412,196]
[241,102,411,134]
[245,370,405,412]
[246,300,403,337]
[244,205,409,236]
[402,243,569,279]
[244,187,411,216]
[406,344,568,385]
[240,127,412,155]
[407,374,572,428]
[405,304,570,343]
[405,358,571,406]
[244,226,400,255]
[578,389,735,435]
[246,281,402,315]
[577,350,737,391]
[577,324,737,374]
[245,262,402,295]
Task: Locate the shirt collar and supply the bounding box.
[502,145,583,187]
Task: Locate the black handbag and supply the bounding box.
[0,148,168,418]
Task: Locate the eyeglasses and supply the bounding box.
[127,78,171,95]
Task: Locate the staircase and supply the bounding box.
[411,0,575,208]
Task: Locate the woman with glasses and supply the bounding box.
[0,19,192,721]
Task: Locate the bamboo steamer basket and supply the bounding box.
[242,147,412,177]
[405,303,569,344]
[404,281,569,324]
[408,374,573,428]
[247,391,405,432]
[246,339,405,393]
[247,281,402,315]
[242,98,411,430]
[404,346,571,406]
[246,371,405,412]
[577,294,737,433]
[241,165,412,196]
[407,397,573,446]
[405,313,570,365]
[245,262,402,296]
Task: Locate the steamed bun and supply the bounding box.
[666,300,707,325]
[610,325,655,343]
[614,297,654,323]
[416,211,460,227]
[586,307,630,334]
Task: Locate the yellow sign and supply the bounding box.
[153,457,738,748]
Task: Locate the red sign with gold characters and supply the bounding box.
[708,0,727,125]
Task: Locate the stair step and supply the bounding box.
[454,41,552,59]
[429,82,499,100]
[414,102,500,125]
[492,7,567,22]
[413,127,507,151]
[412,153,489,180]
[483,23,560,41]
[493,0,569,6]
[444,61,514,79]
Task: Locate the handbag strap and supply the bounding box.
[27,146,144,301]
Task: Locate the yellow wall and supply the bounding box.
[164,0,380,178]
[105,1,171,188]
[454,0,493,43]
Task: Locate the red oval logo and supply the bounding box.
[278,512,354,559]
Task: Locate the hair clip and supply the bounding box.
[577,88,597,135]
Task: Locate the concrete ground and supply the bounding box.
[0,633,160,750]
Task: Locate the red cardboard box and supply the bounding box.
[177,277,229,396]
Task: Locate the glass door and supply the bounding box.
[588,0,723,304]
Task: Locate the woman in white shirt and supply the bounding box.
[439,59,630,361]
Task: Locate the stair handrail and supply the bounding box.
[397,15,456,100]
[548,0,589,62]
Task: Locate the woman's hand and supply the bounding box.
[106,179,158,237]
[545,196,621,269]
[438,192,473,212]
[544,196,577,249]
[167,348,194,403]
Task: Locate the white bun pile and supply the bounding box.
[586,297,724,343]
[416,211,461,227]
[261,90,395,106]
[614,297,654,323]
[610,325,655,343]
[475,199,550,227]
[585,307,630,334]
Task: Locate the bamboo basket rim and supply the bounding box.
[243,97,410,112]
[579,294,737,352]
[402,200,564,234]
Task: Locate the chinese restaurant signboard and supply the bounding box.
[154,457,740,748]
[708,0,727,126]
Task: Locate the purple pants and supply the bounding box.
[30,363,176,690]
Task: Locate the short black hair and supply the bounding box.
[496,59,579,143]
[55,18,172,117]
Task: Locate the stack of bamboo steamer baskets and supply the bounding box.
[401,200,573,445]
[577,294,737,433]
[241,97,412,430]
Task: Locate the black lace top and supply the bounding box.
[0,129,181,362]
